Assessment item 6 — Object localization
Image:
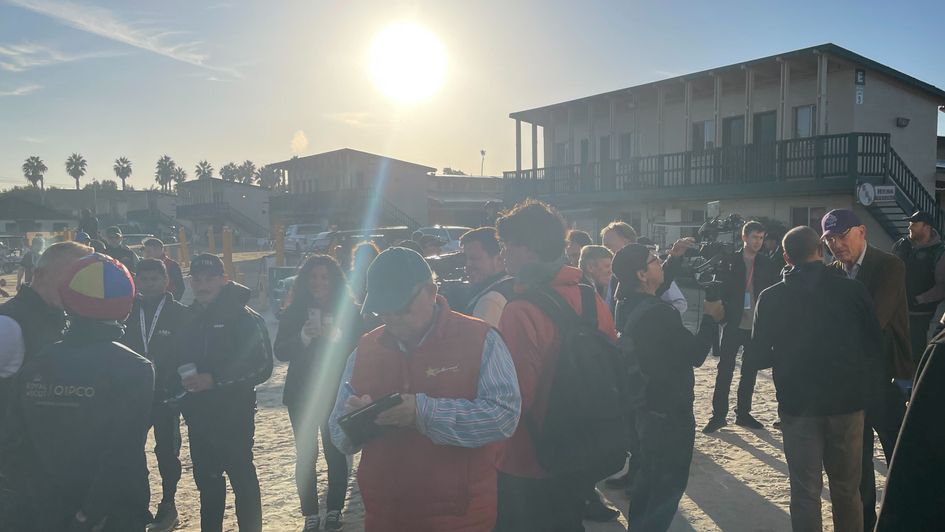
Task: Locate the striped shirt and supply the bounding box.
[329,320,521,454]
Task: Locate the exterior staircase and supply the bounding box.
[864,146,944,241]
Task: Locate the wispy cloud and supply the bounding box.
[0,84,41,96]
[0,41,127,71]
[290,130,309,154]
[205,2,233,10]
[323,112,374,128]
[7,0,239,77]
[20,136,47,143]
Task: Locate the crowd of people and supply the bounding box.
[0,200,944,532]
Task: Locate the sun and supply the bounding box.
[368,22,447,104]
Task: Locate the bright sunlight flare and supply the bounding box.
[368,22,446,104]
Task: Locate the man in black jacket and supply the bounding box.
[703,220,780,433]
[613,244,721,532]
[891,210,945,361]
[178,254,273,532]
[103,226,139,274]
[121,259,189,531]
[747,226,882,532]
[3,253,154,531]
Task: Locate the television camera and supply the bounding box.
[685,213,745,301]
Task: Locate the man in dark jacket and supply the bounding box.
[0,241,92,529]
[748,226,883,532]
[103,226,139,274]
[891,210,945,361]
[3,253,153,531]
[875,328,945,531]
[121,259,189,531]
[178,253,273,532]
[612,244,720,531]
[142,238,186,301]
[821,208,913,530]
[703,220,781,433]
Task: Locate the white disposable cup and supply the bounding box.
[177,363,198,380]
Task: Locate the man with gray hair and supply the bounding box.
[579,245,613,297]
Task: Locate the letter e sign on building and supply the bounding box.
[855,68,865,105]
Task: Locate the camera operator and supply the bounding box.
[703,220,780,434]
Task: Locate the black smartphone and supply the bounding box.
[338,392,404,447]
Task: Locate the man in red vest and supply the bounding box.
[329,247,521,532]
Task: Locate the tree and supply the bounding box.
[113,156,132,190]
[220,162,239,181]
[238,160,257,184]
[155,155,176,193]
[442,167,468,176]
[83,179,120,191]
[195,160,214,180]
[172,166,187,191]
[22,156,47,189]
[65,153,88,190]
[255,165,281,189]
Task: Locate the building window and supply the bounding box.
[619,133,633,161]
[794,105,816,138]
[692,120,716,151]
[791,206,826,228]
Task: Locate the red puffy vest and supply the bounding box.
[351,295,498,532]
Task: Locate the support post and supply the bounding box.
[816,52,828,135]
[515,118,522,179]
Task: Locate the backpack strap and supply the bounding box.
[515,286,583,334]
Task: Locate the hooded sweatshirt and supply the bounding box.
[747,261,884,417]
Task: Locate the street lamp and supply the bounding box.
[480,149,486,177]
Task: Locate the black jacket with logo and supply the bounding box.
[121,293,190,402]
[2,319,154,530]
[177,282,273,428]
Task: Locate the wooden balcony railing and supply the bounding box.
[503,132,891,196]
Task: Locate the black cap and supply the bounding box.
[611,244,651,299]
[906,211,934,225]
[190,253,225,276]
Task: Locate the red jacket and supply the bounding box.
[351,295,499,532]
[497,266,617,478]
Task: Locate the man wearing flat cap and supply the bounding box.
[329,247,521,532]
[891,210,945,361]
[821,208,913,530]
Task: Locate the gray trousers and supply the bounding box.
[781,411,864,532]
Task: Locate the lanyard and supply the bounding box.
[745,260,755,291]
[140,296,167,356]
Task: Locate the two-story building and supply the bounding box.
[269,148,436,230]
[505,43,945,247]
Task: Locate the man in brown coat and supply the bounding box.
[821,209,914,531]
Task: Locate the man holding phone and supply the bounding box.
[329,247,521,532]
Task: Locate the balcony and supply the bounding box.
[504,133,891,204]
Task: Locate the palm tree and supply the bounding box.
[65,153,87,190]
[113,157,132,190]
[255,165,281,189]
[172,166,187,191]
[22,156,47,189]
[195,160,214,180]
[238,160,257,184]
[220,162,239,181]
[155,155,176,193]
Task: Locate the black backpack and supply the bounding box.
[516,284,630,476]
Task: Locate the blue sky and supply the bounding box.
[1,0,942,190]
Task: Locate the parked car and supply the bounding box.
[416,225,472,253]
[121,234,156,247]
[0,235,25,274]
[285,224,323,251]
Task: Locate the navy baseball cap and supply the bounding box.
[362,247,433,315]
[906,211,934,225]
[821,209,863,239]
[190,253,225,276]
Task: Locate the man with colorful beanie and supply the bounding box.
[2,253,155,531]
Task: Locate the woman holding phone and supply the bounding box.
[274,254,365,531]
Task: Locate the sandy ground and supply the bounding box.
[0,272,887,532]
